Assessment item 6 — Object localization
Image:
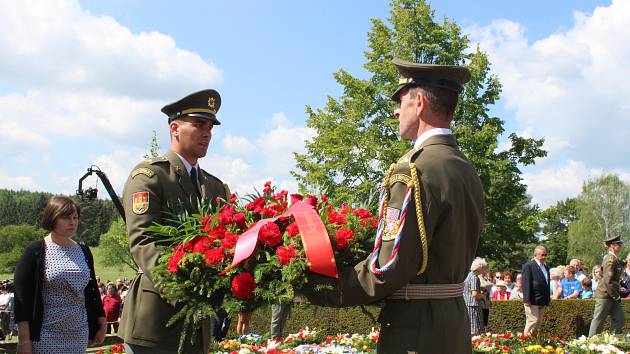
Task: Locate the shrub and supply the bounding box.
[238,300,630,339]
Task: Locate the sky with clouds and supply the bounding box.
[1,0,628,208]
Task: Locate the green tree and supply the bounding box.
[293,0,546,269]
[568,174,630,267]
[99,217,137,271]
[75,198,118,246]
[539,198,578,267]
[0,224,44,273]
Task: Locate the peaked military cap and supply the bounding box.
[604,235,623,245]
[161,89,221,125]
[391,58,471,101]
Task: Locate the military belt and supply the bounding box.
[388,282,465,300]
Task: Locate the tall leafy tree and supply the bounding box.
[99,218,137,271]
[293,0,546,269]
[540,198,578,267]
[568,174,630,267]
[0,224,44,273]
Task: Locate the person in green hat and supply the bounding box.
[302,58,485,354]
[119,89,230,354]
[588,235,626,336]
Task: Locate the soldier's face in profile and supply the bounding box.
[172,116,214,159]
[394,88,419,140]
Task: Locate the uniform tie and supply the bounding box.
[190,167,202,200]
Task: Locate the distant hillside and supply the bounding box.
[0,189,118,246]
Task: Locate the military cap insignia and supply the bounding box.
[132,191,149,214]
[383,207,401,241]
[208,97,216,110]
[131,167,155,179]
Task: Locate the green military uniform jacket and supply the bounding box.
[305,134,485,354]
[119,150,229,353]
[594,252,625,301]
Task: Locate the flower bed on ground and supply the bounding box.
[209,330,628,354]
[96,331,629,353]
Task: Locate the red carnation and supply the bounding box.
[263,181,272,194]
[286,223,300,238]
[229,193,237,203]
[261,207,278,218]
[290,193,303,205]
[208,224,227,240]
[276,244,298,265]
[193,236,213,253]
[221,233,239,253]
[321,195,328,203]
[203,247,225,266]
[335,228,355,251]
[167,249,185,273]
[272,190,288,200]
[218,205,236,224]
[200,214,212,226]
[259,222,282,247]
[233,212,246,230]
[245,197,266,212]
[305,194,318,207]
[232,272,256,300]
[327,211,346,226]
[353,208,372,219]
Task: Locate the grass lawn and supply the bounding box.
[0,245,136,283]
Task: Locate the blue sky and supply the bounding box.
[1,0,628,208]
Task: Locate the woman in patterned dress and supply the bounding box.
[14,196,106,354]
[464,257,487,336]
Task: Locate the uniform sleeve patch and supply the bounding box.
[131,167,155,179]
[383,207,401,241]
[132,191,149,214]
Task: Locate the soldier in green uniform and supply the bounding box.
[303,59,485,354]
[588,235,626,336]
[119,90,230,354]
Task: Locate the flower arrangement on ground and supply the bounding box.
[471,331,629,353]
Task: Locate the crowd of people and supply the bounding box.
[464,244,630,337]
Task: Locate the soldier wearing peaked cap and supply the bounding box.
[589,235,626,336]
[302,58,485,354]
[119,90,230,354]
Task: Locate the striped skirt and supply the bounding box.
[467,305,484,336]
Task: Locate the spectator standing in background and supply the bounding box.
[510,274,524,300]
[102,283,122,334]
[521,245,550,336]
[591,265,603,293]
[492,280,511,300]
[503,272,515,293]
[560,265,582,299]
[478,270,493,331]
[464,258,487,336]
[549,267,563,299]
[570,259,586,282]
[581,278,593,299]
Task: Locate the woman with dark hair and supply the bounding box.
[13,196,105,354]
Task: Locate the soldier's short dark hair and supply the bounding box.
[409,86,459,120]
[41,196,80,231]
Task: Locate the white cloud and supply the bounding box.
[222,135,256,156]
[523,160,630,208]
[467,0,630,168]
[0,171,37,190]
[257,112,315,174]
[0,0,222,97]
[0,0,223,154]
